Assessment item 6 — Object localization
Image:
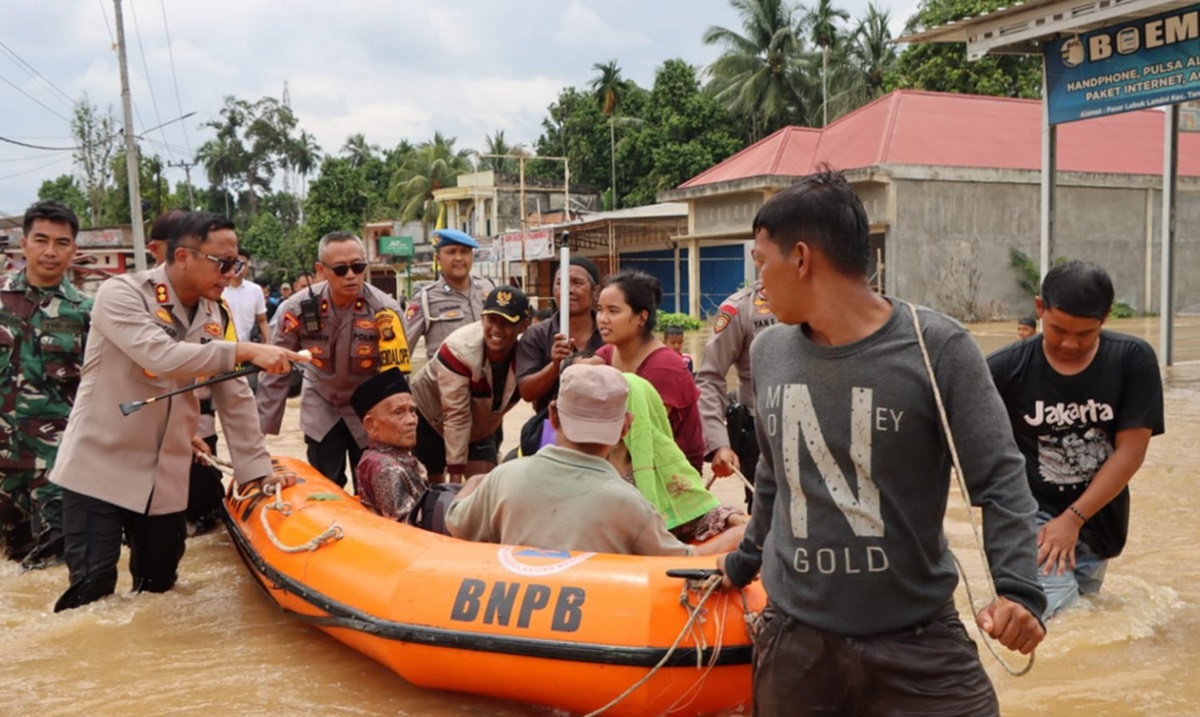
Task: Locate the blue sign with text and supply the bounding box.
[1045,5,1200,125]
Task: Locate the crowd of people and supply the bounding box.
[0,169,1166,714]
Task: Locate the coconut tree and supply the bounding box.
[589,60,634,209]
[195,134,244,216]
[387,132,473,231]
[704,0,812,140]
[802,0,851,126]
[342,132,377,169]
[478,130,527,175]
[826,4,896,120]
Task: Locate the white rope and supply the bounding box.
[907,302,1035,677]
[705,466,755,493]
[582,575,726,717]
[211,455,344,554]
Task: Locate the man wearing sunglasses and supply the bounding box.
[404,228,496,361]
[51,211,308,611]
[258,231,409,491]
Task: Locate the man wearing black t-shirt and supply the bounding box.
[988,260,1164,619]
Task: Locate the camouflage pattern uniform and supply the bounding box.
[0,269,92,566]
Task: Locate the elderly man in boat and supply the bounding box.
[350,368,427,523]
[446,363,743,556]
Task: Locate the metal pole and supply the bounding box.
[1160,104,1178,367]
[610,119,617,210]
[114,0,147,272]
[559,231,570,332]
[1039,59,1056,286]
[519,155,526,289]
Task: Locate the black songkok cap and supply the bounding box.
[350,368,411,419]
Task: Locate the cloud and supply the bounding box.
[552,0,651,52]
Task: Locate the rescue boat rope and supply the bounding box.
[907,302,1035,678]
[207,456,345,553]
[582,574,726,717]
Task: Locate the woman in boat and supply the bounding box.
[593,270,705,471]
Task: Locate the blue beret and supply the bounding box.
[432,228,479,249]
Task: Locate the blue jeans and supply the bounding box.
[1036,511,1108,619]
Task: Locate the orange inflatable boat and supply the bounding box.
[223,457,765,716]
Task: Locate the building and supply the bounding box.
[432,170,601,240]
[660,89,1200,319]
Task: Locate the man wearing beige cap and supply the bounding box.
[447,364,736,557]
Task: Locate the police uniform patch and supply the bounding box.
[312,357,325,368]
[443,309,461,320]
[713,303,737,333]
[757,306,772,315]
[355,318,375,330]
[143,368,158,379]
[355,344,374,356]
[281,311,300,335]
[156,308,173,324]
[359,359,373,369]
[155,284,169,304]
[354,298,365,311]
[308,345,324,356]
[753,297,767,306]
[495,290,512,307]
[320,299,329,313]
[405,303,420,320]
[204,322,222,337]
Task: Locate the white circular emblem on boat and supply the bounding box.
[497,546,596,576]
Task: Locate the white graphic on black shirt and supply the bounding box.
[1037,427,1112,488]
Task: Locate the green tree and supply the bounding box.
[342,133,377,169]
[304,155,372,240]
[826,3,897,121]
[240,209,287,263]
[101,151,176,225]
[478,130,527,175]
[70,96,120,226]
[704,0,813,141]
[532,86,615,190]
[887,0,1041,98]
[622,60,742,207]
[196,95,298,220]
[387,132,473,227]
[37,175,89,224]
[802,0,852,125]
[590,60,636,208]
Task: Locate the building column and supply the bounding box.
[688,236,701,318]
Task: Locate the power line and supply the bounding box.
[159,0,192,155]
[129,0,172,160]
[97,0,115,45]
[0,136,77,151]
[0,154,73,182]
[0,74,71,123]
[0,40,75,108]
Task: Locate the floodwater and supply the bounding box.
[2,317,1198,716]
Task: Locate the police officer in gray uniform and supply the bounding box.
[696,278,776,507]
[257,231,408,490]
[404,228,496,361]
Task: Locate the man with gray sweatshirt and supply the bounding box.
[718,170,1046,716]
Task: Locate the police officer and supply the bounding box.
[696,276,776,508]
[404,228,496,361]
[0,201,92,569]
[258,231,410,490]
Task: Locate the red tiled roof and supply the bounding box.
[679,90,1200,188]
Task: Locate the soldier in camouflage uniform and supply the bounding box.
[0,201,92,569]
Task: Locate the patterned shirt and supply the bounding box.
[355,442,428,523]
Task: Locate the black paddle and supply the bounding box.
[119,364,262,416]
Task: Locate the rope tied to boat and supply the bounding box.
[206,454,345,553]
[907,302,1035,678]
[582,574,727,717]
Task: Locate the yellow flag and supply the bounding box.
[435,202,447,230]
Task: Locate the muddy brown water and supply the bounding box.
[2,317,1198,716]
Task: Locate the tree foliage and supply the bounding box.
[38,175,89,223]
[70,96,120,227]
[887,0,1041,98]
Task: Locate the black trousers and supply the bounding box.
[187,435,223,534]
[54,488,187,612]
[306,419,363,491]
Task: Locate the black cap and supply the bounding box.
[481,286,531,323]
[568,256,601,285]
[350,368,411,419]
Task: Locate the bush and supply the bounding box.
[657,310,703,332]
[1111,301,1137,319]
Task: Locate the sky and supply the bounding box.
[0,0,919,217]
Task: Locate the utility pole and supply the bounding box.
[169,159,197,209]
[113,0,147,272]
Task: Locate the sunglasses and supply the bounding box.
[322,261,368,277]
[188,249,244,275]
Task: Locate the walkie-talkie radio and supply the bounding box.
[299,282,321,333]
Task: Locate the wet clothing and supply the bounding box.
[595,344,705,471]
[257,280,407,488]
[723,301,1045,636]
[751,601,999,717]
[355,442,428,523]
[987,331,1164,560]
[409,322,520,475]
[446,444,691,556]
[404,274,495,360]
[514,313,604,413]
[696,281,776,456]
[50,264,271,610]
[0,270,91,563]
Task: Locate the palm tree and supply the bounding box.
[478,130,527,175]
[589,60,632,209]
[195,134,243,216]
[826,4,896,121]
[342,133,377,168]
[704,0,812,140]
[802,0,851,126]
[285,129,322,219]
[387,132,473,231]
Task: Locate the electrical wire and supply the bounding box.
[0,137,77,151]
[0,154,73,182]
[159,0,192,155]
[0,74,71,123]
[128,0,172,160]
[0,40,75,108]
[97,0,115,45]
